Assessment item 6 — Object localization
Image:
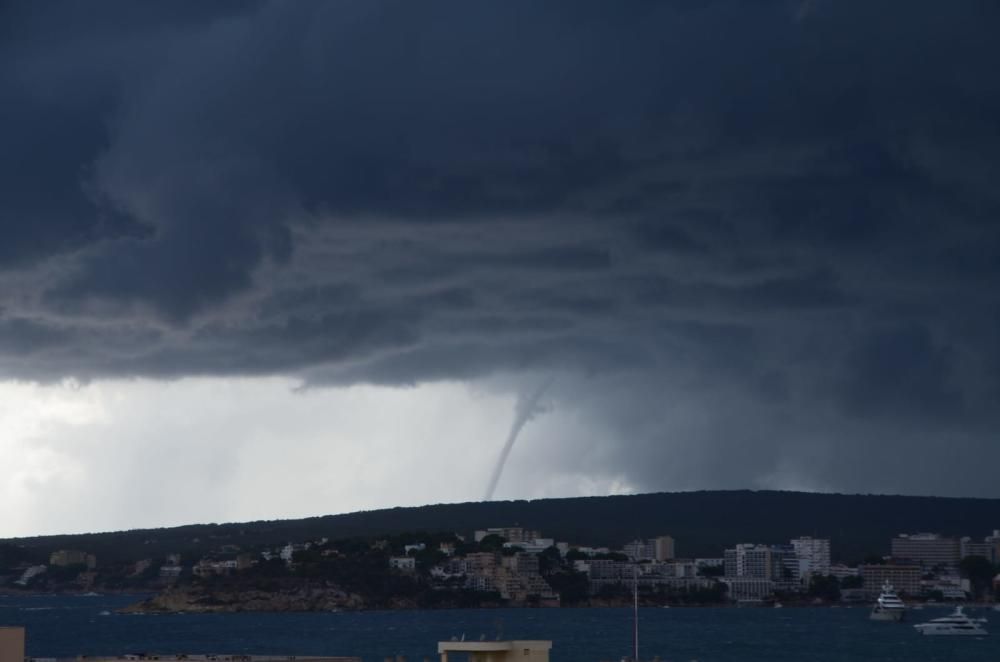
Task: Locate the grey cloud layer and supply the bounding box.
[2,0,1000,496]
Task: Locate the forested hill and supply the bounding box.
[4,490,999,564]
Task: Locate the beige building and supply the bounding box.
[860,564,922,597]
[465,552,498,574]
[653,536,675,561]
[0,627,25,662]
[438,640,551,662]
[492,567,557,602]
[891,534,959,570]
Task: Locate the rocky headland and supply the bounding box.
[120,584,375,613]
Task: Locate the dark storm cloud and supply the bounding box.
[0,317,73,354]
[738,269,851,310]
[838,325,965,421]
[2,0,1000,496]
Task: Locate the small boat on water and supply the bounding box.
[913,606,989,636]
[870,582,906,622]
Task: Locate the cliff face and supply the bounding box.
[121,584,375,613]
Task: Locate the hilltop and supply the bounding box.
[4,490,999,564]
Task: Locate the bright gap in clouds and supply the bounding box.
[0,378,629,538]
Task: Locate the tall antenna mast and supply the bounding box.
[633,564,639,662]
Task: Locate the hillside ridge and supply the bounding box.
[4,489,999,563]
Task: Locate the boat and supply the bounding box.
[870,582,906,622]
[913,606,989,636]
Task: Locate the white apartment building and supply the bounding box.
[279,542,310,563]
[721,577,775,601]
[465,574,497,592]
[623,536,675,561]
[961,532,1000,564]
[791,537,831,579]
[725,544,797,590]
[695,558,724,571]
[389,556,416,572]
[656,560,698,579]
[724,544,772,579]
[192,559,238,577]
[504,538,555,554]
[922,575,969,600]
[431,558,467,577]
[623,540,652,561]
[15,566,46,586]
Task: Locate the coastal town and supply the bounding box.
[3,526,999,610]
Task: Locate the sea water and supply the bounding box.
[1,594,997,662]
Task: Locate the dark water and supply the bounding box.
[1,595,998,662]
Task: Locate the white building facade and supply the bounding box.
[791,537,831,580]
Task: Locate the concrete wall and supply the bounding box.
[438,640,551,662]
[0,627,25,662]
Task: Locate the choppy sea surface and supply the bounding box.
[2,594,999,662]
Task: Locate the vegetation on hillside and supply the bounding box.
[4,490,999,565]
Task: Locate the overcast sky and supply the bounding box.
[2,1,999,537]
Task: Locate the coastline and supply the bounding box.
[6,586,994,615]
[115,585,823,614]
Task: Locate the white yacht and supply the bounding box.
[870,582,906,622]
[913,606,989,636]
